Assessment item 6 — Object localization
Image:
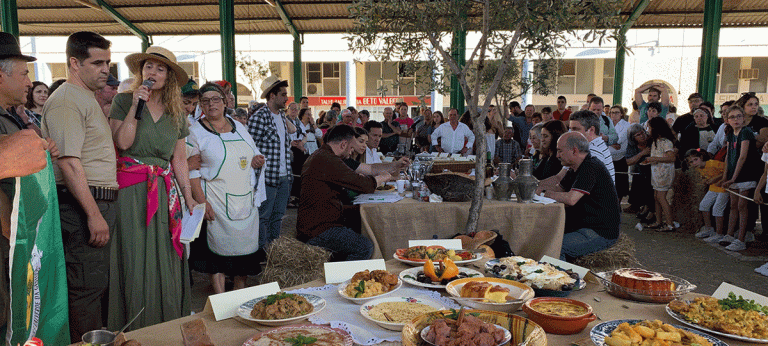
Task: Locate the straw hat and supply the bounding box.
[124,46,187,85]
[260,75,288,100]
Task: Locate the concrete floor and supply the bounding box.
[189,203,768,313]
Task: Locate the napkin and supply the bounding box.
[532,194,557,204]
[289,284,460,345]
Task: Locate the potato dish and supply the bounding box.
[604,320,712,346]
[668,297,768,339]
[344,270,399,298]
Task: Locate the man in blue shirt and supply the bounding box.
[634,82,670,124]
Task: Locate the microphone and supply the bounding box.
[134,79,155,120]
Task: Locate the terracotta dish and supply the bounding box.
[522,297,596,335]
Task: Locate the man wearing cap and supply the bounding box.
[41,31,117,341]
[182,78,201,123]
[248,75,296,250]
[94,74,119,117]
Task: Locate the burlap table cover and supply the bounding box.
[360,199,566,261]
[106,260,751,346]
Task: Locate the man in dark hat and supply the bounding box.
[672,92,704,135]
[41,31,117,341]
[247,75,296,252]
[95,73,119,117]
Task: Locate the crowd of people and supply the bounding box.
[1,28,768,342]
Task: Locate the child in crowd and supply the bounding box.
[642,117,677,232]
[715,105,760,251]
[685,149,727,240]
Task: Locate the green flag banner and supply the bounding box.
[7,155,69,345]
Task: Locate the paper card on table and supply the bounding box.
[409,239,463,249]
[540,255,590,279]
[450,154,462,159]
[712,282,768,305]
[438,152,450,158]
[324,259,386,284]
[204,281,280,321]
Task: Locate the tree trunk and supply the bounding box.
[465,113,488,235]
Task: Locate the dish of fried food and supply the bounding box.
[667,295,768,341]
[398,245,474,262]
[590,319,724,346]
[344,270,399,298]
[243,324,353,346]
[250,292,313,320]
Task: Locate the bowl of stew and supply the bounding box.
[521,297,596,335]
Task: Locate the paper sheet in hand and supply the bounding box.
[409,239,463,249]
[324,259,386,283]
[204,281,280,321]
[713,282,768,305]
[532,194,557,204]
[540,255,590,279]
[180,204,206,244]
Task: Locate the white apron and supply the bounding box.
[204,133,259,256]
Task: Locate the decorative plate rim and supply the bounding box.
[336,277,403,303]
[236,293,325,324]
[242,324,353,346]
[665,303,768,344]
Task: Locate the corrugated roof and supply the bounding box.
[14,0,768,37]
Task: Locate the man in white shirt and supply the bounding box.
[363,120,383,163]
[432,108,474,155]
[569,110,615,183]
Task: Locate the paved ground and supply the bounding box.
[189,203,768,312]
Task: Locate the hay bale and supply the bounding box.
[573,233,639,272]
[258,236,331,287]
[671,169,708,233]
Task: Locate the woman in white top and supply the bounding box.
[609,105,630,199]
[188,83,267,293]
[299,108,323,154]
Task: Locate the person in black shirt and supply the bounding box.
[379,107,401,155]
[540,132,621,260]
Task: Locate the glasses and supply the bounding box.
[200,96,224,105]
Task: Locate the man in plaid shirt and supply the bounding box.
[248,76,296,249]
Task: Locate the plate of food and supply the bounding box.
[594,268,697,303]
[399,260,484,289]
[590,319,727,346]
[401,309,546,346]
[338,269,402,304]
[375,183,397,193]
[445,277,534,312]
[236,292,325,326]
[359,296,445,331]
[485,256,584,296]
[243,324,353,346]
[393,245,480,266]
[666,293,768,343]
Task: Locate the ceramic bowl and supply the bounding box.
[445,277,535,312]
[521,297,596,334]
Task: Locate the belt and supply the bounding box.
[57,185,118,202]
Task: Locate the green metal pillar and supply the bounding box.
[293,37,302,100]
[0,0,19,37]
[220,0,237,102]
[450,0,467,114]
[613,0,649,106]
[697,0,722,102]
[95,0,151,51]
[275,0,303,100]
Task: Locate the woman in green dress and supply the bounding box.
[107,46,198,330]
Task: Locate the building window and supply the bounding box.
[749,57,768,93]
[305,62,343,96]
[364,61,429,96]
[556,59,594,95]
[719,57,740,94]
[602,59,615,95]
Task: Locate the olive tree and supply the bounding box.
[348,0,622,234]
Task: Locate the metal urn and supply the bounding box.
[512,159,539,203]
[492,162,514,201]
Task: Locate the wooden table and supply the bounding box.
[360,199,566,260]
[113,259,754,346]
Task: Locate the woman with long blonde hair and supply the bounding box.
[107,46,198,330]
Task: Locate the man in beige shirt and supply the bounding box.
[41,31,116,342]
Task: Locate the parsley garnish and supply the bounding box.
[263,292,293,305]
[285,334,317,346]
[719,292,768,314]
[353,280,366,298]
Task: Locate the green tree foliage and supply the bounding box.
[347,0,622,233]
